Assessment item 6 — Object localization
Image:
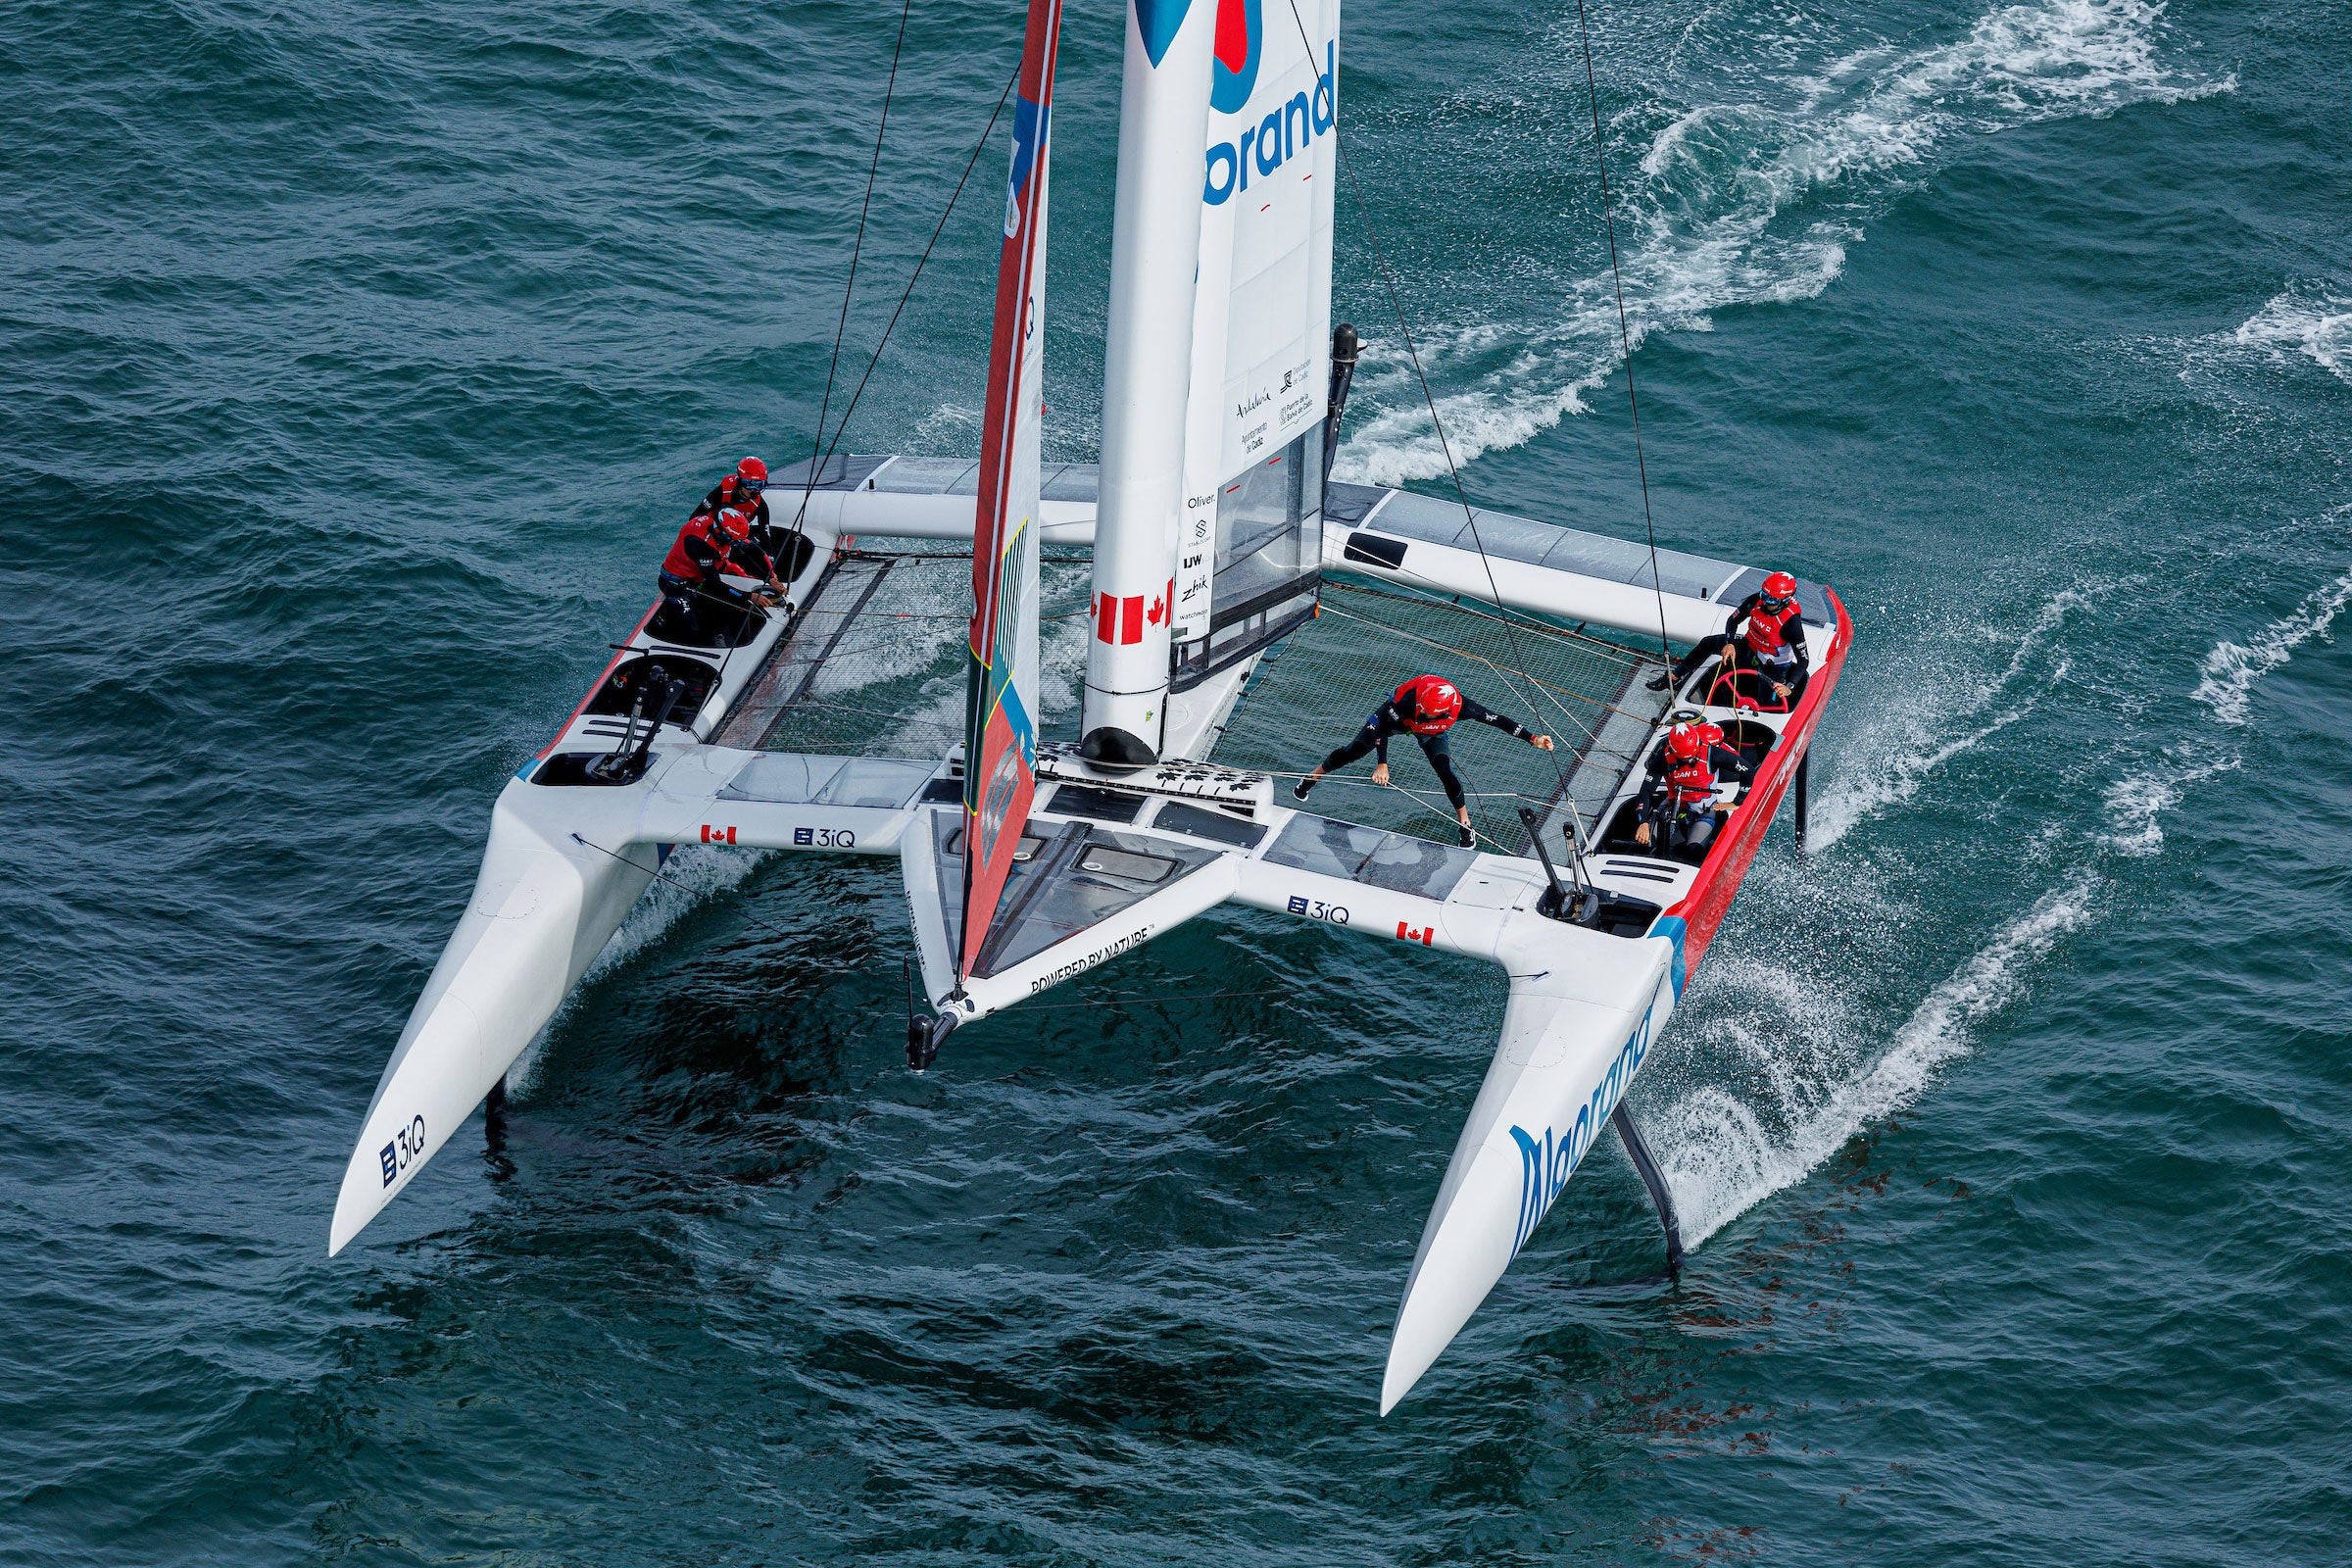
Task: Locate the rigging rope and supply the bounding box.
[791,0,916,536]
[1283,0,1582,849]
[1572,0,1676,664]
[789,58,1025,534]
[1315,601,1649,747]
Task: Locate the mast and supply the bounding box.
[960,0,1063,977]
[1080,0,1220,767]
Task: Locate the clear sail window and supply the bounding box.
[1172,425,1325,690]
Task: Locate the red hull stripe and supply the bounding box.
[1665,588,1854,976]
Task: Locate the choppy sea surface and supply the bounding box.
[4,0,2348,1561]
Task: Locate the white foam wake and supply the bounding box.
[491,844,775,1097]
[1808,587,2087,850]
[2190,557,2352,726]
[1336,0,2230,485]
[586,843,769,979]
[2231,289,2352,386]
[2098,554,2352,856]
[1654,868,2100,1245]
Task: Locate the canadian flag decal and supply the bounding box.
[1396,921,1434,946]
[701,824,737,845]
[1148,578,1170,627]
[1097,592,1162,645]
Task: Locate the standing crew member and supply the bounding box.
[659,506,776,643]
[1292,674,1555,848]
[1650,570,1810,707]
[690,457,795,593]
[1633,719,1750,859]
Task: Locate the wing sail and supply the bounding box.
[962,0,1062,978]
[1169,0,1342,684]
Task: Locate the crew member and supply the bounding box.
[1632,719,1750,859]
[659,506,776,642]
[1649,570,1809,708]
[690,456,798,591]
[1292,674,1555,848]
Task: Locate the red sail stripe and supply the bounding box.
[960,0,1063,979]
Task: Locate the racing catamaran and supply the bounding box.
[331,0,1850,1412]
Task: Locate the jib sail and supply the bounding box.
[961,0,1063,978]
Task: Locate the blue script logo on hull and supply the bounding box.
[1505,980,1668,1256]
[1203,41,1336,206]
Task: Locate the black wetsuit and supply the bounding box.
[1669,592,1811,705]
[1317,695,1535,809]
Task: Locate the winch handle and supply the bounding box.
[1517,808,1575,921]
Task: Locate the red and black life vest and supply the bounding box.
[1741,598,1802,659]
[1392,674,1461,735]
[662,514,725,583]
[1664,753,1718,809]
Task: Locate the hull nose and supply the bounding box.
[1379,947,1675,1412]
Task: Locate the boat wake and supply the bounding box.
[2094,753,2238,858]
[1642,552,2352,1241]
[2105,551,2352,855]
[2190,554,2352,725]
[1336,0,2229,485]
[1653,868,2100,1246]
[2230,288,2352,388]
[494,844,779,1098]
[1808,586,2088,850]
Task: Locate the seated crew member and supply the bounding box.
[1633,719,1751,859]
[690,457,791,596]
[659,506,777,642]
[1649,570,1809,708]
[1292,673,1555,848]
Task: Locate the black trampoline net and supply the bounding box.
[1206,579,1674,856]
[712,546,1097,759]
[711,549,1674,861]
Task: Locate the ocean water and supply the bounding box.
[3,0,2347,1561]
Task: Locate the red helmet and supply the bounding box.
[735,456,769,490]
[1664,721,1711,762]
[715,507,753,542]
[1414,678,1462,725]
[1760,570,1798,607]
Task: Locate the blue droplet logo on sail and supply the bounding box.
[1210,0,1260,114]
[1132,0,1197,68]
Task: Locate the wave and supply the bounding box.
[1336,0,2230,485]
[482,843,782,1096]
[1654,868,2100,1245]
[2231,288,2352,386]
[1808,586,2087,850]
[2095,751,2238,858]
[2191,556,2352,726]
[2097,553,2352,856]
